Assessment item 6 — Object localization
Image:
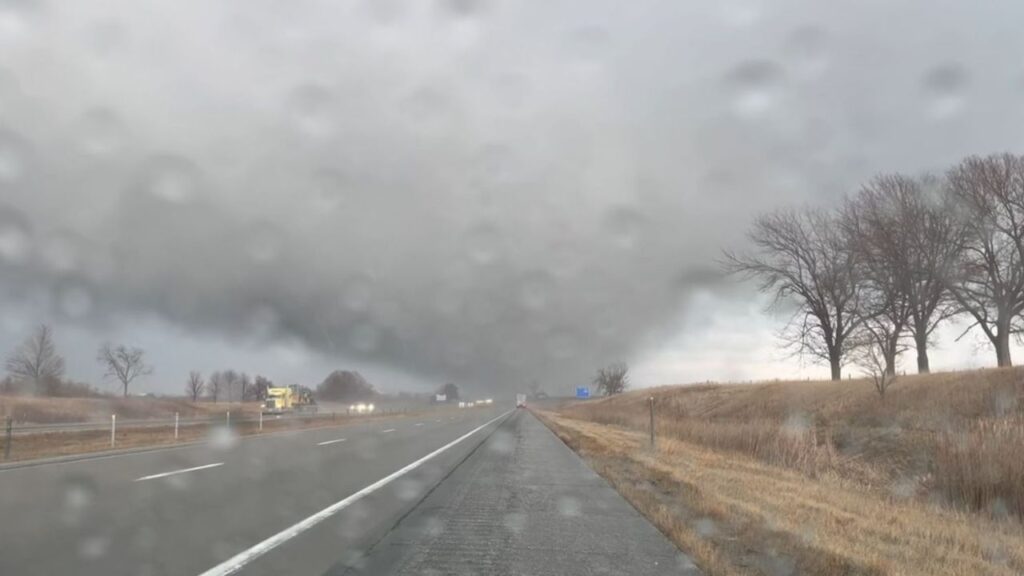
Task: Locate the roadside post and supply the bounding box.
[174,412,179,440]
[4,416,12,460]
[226,411,231,428]
[111,414,117,448]
[259,410,263,431]
[649,396,655,448]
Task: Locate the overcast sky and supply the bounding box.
[1,0,1023,396]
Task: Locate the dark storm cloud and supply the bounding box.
[1,0,1024,390]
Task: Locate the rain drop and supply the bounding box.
[288,84,335,139]
[922,63,968,120]
[138,154,201,204]
[0,128,28,185]
[784,25,828,77]
[465,223,501,265]
[77,107,124,157]
[725,60,784,118]
[695,517,718,537]
[350,322,380,353]
[79,536,109,560]
[246,222,284,264]
[344,276,374,312]
[519,271,552,311]
[556,496,581,517]
[0,205,31,264]
[503,512,527,533]
[40,232,81,272]
[603,206,646,249]
[56,282,95,320]
[207,426,239,451]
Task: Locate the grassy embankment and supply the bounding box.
[537,368,1024,575]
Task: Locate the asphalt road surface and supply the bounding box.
[0,406,697,576]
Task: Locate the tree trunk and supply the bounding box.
[995,330,1013,367]
[914,330,930,374]
[123,382,128,398]
[829,354,842,381]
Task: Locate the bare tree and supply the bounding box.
[208,371,224,403]
[97,344,153,397]
[725,208,863,380]
[594,362,629,396]
[239,373,252,401]
[854,335,897,399]
[222,369,240,402]
[186,371,205,402]
[945,154,1024,367]
[5,324,65,394]
[253,375,273,400]
[844,174,961,373]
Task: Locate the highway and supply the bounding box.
[0,406,696,575]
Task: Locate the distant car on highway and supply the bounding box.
[516,394,527,408]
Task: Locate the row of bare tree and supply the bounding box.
[4,325,152,397]
[726,153,1024,388]
[187,370,274,403]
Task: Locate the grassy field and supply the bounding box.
[0,394,258,424]
[538,367,1024,575]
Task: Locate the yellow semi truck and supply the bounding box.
[262,384,318,415]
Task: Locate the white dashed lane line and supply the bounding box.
[317,438,347,446]
[381,429,396,434]
[415,423,424,427]
[134,462,224,482]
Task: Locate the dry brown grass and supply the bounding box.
[540,411,1024,576]
[0,412,412,463]
[0,394,259,424]
[561,367,1024,516]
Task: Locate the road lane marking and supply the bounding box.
[415,423,424,427]
[134,462,224,482]
[196,409,513,576]
[435,419,442,423]
[317,438,347,446]
[381,428,396,433]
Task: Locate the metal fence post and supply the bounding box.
[174,412,179,440]
[111,414,116,448]
[4,416,12,460]
[648,397,655,448]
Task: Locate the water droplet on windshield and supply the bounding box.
[138,155,201,204]
[465,223,501,265]
[784,25,828,77]
[519,271,552,311]
[695,517,718,537]
[603,206,646,249]
[344,276,374,312]
[350,322,380,353]
[56,282,95,319]
[442,0,482,17]
[207,426,239,451]
[503,512,527,533]
[77,107,124,157]
[725,60,784,119]
[246,222,284,263]
[288,84,335,139]
[0,205,31,264]
[78,536,109,559]
[556,496,581,517]
[0,128,28,185]
[40,232,81,272]
[922,63,967,120]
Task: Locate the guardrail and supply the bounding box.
[1,407,412,461]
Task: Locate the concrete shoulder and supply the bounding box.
[335,409,700,575]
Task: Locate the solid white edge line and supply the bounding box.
[196,409,511,576]
[316,438,347,446]
[381,428,396,433]
[134,462,224,482]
